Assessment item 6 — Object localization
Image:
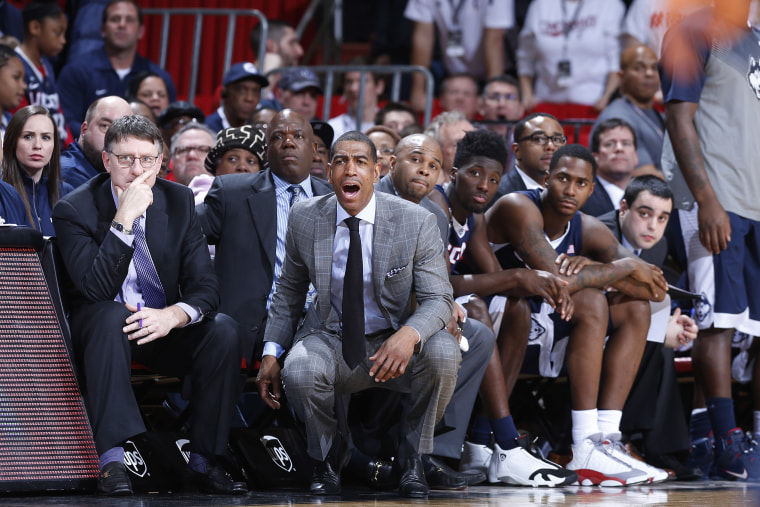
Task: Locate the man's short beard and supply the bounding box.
[81,140,105,172]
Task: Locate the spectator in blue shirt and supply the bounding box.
[57,0,176,136]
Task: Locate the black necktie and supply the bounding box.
[342,216,365,368]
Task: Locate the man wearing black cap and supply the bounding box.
[206,62,269,133]
[198,109,333,364]
[309,120,333,180]
[276,67,323,120]
[158,101,205,148]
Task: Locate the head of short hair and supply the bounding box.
[22,0,63,30]
[591,117,638,153]
[104,114,163,154]
[440,73,479,95]
[549,144,596,178]
[2,105,62,228]
[365,125,401,144]
[399,124,424,137]
[0,44,18,70]
[249,19,293,54]
[170,121,216,155]
[453,130,507,172]
[374,101,418,126]
[102,0,143,26]
[343,56,380,88]
[623,175,674,208]
[482,74,521,99]
[331,131,377,165]
[424,110,467,143]
[512,112,561,141]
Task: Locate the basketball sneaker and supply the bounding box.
[601,433,669,483]
[566,433,650,487]
[488,435,577,487]
[459,441,492,476]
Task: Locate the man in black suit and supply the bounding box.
[52,115,246,496]
[488,112,565,208]
[581,118,640,218]
[197,109,333,364]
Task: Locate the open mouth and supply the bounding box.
[342,181,361,198]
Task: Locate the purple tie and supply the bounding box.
[132,218,166,309]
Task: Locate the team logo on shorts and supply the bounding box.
[529,317,546,342]
[748,56,760,100]
[695,293,712,323]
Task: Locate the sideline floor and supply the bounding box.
[3,480,759,506]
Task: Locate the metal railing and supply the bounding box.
[268,64,435,126]
[142,8,268,105]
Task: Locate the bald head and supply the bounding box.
[619,45,660,107]
[267,109,316,184]
[81,96,134,171]
[390,134,443,203]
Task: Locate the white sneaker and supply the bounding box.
[566,433,650,487]
[459,441,492,475]
[602,433,669,484]
[488,437,577,487]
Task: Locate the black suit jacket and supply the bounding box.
[197,170,333,361]
[52,173,218,316]
[598,209,667,267]
[581,177,616,218]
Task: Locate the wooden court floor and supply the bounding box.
[3,480,759,506]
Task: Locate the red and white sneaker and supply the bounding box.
[566,433,650,487]
[602,433,669,483]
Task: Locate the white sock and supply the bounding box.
[598,409,623,438]
[754,410,760,435]
[572,409,599,445]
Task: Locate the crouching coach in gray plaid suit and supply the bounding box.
[256,131,460,498]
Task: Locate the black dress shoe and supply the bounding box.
[192,463,248,494]
[399,455,429,498]
[422,455,468,490]
[310,459,341,495]
[98,462,133,496]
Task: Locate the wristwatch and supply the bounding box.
[111,220,133,235]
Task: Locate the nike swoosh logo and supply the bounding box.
[724,469,748,480]
[95,89,108,95]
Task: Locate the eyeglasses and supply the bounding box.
[516,132,567,146]
[174,145,212,156]
[485,93,518,102]
[108,151,160,168]
[377,147,394,156]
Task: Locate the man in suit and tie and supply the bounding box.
[198,109,333,364]
[52,115,246,496]
[488,112,566,207]
[257,131,460,498]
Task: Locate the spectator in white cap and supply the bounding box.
[275,67,323,121]
[206,62,269,132]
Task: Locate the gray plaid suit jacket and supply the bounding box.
[264,191,453,349]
